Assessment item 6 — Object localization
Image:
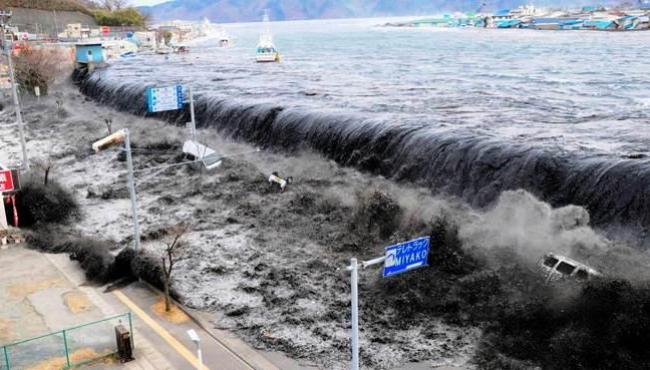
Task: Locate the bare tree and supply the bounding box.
[97,0,129,11]
[13,46,71,96]
[161,223,189,312]
[104,116,113,135]
[34,157,54,186]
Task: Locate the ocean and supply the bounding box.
[82,17,650,236]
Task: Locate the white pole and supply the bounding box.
[350,258,359,370]
[0,193,7,229]
[6,46,29,171]
[196,342,203,369]
[124,129,141,251]
[189,85,197,143]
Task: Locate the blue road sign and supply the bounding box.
[383,237,430,278]
[146,85,185,113]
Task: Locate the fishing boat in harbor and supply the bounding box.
[155,45,173,55]
[218,29,234,48]
[256,11,280,63]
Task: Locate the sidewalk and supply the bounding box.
[0,246,291,370]
[0,246,172,369]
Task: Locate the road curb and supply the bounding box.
[139,281,281,370]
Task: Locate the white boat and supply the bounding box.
[155,45,173,55]
[256,11,280,63]
[219,36,233,48]
[218,29,234,48]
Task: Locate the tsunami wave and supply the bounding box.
[78,73,650,236]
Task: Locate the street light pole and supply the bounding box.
[123,129,140,251]
[6,43,29,171]
[348,258,359,370]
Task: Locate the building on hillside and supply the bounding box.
[58,23,99,40]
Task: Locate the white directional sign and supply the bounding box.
[146,85,185,113]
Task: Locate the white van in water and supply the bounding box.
[539,253,602,282]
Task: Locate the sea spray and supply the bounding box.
[77,74,650,240]
[459,190,607,266]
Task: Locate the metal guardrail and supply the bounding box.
[1,312,133,369]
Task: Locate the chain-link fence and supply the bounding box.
[1,312,133,369]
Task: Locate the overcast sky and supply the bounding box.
[130,0,169,6]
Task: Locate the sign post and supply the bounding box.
[345,237,430,370]
[349,258,359,370]
[0,195,6,229]
[146,84,197,142]
[0,170,15,229]
[146,85,185,113]
[188,85,197,143]
[0,170,14,193]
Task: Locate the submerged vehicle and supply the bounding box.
[539,253,602,282]
[256,11,280,63]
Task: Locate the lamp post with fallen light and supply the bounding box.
[92,128,141,251]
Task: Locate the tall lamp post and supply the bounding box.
[1,10,29,171]
[92,129,141,251]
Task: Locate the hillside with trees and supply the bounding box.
[0,0,147,30]
[0,0,93,15]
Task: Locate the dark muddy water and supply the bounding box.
[83,17,650,233]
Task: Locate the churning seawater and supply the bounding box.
[82,18,650,233]
[99,18,650,155]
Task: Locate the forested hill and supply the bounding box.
[0,0,97,35]
[0,0,92,15]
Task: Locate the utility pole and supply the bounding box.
[123,129,141,251]
[6,46,29,171]
[52,9,60,39]
[0,10,29,171]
